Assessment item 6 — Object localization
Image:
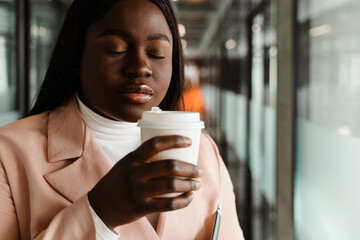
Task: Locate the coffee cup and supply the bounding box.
[137,107,205,197]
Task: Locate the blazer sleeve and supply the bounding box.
[0,161,97,240]
[0,161,20,240]
[34,195,96,240]
[204,134,245,240]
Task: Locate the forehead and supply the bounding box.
[89,0,173,43]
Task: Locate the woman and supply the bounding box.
[0,0,244,239]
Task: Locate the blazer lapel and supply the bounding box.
[44,97,112,202]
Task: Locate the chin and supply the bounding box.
[122,116,140,123]
[108,105,153,122]
[115,112,143,123]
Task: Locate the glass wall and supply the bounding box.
[295,0,360,239]
[199,0,251,237]
[30,0,68,105]
[0,0,18,126]
[249,4,277,205]
[0,0,69,128]
[248,2,277,239]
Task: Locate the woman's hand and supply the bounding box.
[88,135,202,230]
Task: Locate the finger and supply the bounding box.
[135,178,201,197]
[143,192,195,212]
[133,160,201,181]
[131,135,192,161]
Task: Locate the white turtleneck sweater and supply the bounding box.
[77,96,141,239]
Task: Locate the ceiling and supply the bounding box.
[172,0,246,58]
[172,0,217,54]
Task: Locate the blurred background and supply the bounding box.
[1,0,360,239]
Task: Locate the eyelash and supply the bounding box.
[107,50,165,59]
[107,50,127,55]
[148,54,165,59]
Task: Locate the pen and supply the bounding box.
[210,203,222,240]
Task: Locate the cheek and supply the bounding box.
[80,49,117,89]
[154,60,173,94]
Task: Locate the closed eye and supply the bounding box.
[148,53,165,59]
[107,50,127,55]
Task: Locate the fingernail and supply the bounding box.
[184,137,192,145]
[198,168,203,176]
[188,192,194,199]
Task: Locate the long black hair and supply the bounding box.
[30,0,184,115]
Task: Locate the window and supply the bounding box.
[295,0,360,239]
[0,1,18,126]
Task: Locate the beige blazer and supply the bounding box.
[0,97,244,240]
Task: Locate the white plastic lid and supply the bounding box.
[137,107,205,129]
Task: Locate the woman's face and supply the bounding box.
[79,0,173,122]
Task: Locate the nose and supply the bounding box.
[123,52,153,79]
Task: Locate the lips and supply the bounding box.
[118,84,154,104]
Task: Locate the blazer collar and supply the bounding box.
[44,96,112,202]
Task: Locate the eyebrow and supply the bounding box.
[147,34,171,44]
[99,29,171,44]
